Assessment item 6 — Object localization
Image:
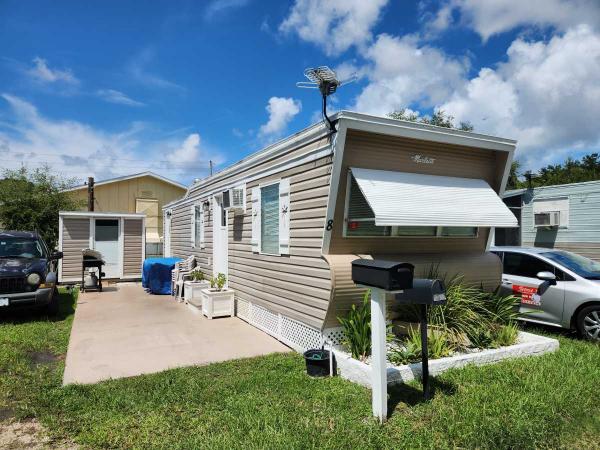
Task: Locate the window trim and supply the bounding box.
[258,179,281,256]
[343,172,480,239]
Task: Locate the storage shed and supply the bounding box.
[58,211,146,283]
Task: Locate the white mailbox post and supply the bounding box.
[351,259,415,423]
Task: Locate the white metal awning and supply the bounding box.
[350,167,518,228]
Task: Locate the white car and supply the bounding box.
[491,246,600,341]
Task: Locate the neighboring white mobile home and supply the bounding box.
[163,111,517,350]
[58,211,146,283]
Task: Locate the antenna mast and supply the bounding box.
[297,66,356,132]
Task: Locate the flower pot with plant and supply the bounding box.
[184,269,210,307]
[200,273,235,319]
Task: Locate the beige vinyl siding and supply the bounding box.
[123,219,144,277]
[61,218,90,280]
[328,130,502,255]
[322,129,510,328]
[322,252,502,328]
[168,137,333,329]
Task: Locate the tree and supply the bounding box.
[508,153,600,189]
[388,109,474,131]
[0,166,84,249]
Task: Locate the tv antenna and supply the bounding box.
[297,66,356,132]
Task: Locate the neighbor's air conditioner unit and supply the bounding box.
[225,186,245,210]
[534,211,560,227]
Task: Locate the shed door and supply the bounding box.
[94,219,120,278]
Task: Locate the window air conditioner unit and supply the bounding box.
[534,211,560,227]
[225,186,245,210]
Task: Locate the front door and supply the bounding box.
[499,251,565,325]
[212,195,228,281]
[94,219,120,279]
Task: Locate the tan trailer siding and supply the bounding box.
[328,130,503,255]
[61,218,90,280]
[123,219,144,277]
[322,129,510,328]
[322,251,502,328]
[168,139,333,330]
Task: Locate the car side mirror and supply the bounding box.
[50,251,63,260]
[536,271,556,284]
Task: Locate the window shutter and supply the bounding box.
[251,187,261,252]
[279,178,290,255]
[199,208,205,249]
[190,204,196,248]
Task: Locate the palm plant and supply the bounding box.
[338,290,371,361]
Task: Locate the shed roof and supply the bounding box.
[64,171,187,192]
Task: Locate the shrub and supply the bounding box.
[338,291,371,361]
[388,325,455,365]
[210,273,227,291]
[190,269,204,282]
[492,323,520,347]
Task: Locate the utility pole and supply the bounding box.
[87,177,95,211]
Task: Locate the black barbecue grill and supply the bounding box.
[81,249,105,292]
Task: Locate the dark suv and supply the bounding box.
[0,231,63,314]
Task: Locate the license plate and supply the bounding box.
[0,298,8,307]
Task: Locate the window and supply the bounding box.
[260,183,279,254]
[503,252,556,279]
[345,176,478,238]
[0,237,44,258]
[194,205,202,244]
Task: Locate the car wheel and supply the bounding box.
[576,305,600,341]
[45,288,60,316]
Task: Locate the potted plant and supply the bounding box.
[200,273,235,319]
[184,268,210,307]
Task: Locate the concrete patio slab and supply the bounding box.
[63,284,290,385]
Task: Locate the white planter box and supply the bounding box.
[184,280,210,307]
[201,288,235,319]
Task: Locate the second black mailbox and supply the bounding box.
[351,259,414,291]
[395,279,447,305]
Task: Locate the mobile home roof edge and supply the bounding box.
[63,171,187,192]
[164,110,518,209]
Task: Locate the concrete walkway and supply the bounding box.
[63,284,289,384]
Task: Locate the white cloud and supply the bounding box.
[27,57,79,85]
[440,25,600,167]
[429,0,600,40]
[204,0,249,20]
[279,0,389,56]
[259,97,302,137]
[0,94,221,184]
[96,89,145,107]
[352,33,468,116]
[167,133,201,164]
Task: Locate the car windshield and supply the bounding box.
[0,237,45,259]
[540,250,600,280]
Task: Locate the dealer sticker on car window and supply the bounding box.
[0,298,9,307]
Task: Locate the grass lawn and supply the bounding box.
[1,290,599,449]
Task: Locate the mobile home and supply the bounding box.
[496,180,600,261]
[163,111,517,350]
[58,211,146,283]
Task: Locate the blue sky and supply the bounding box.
[1,0,599,185]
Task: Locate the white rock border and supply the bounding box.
[333,331,559,388]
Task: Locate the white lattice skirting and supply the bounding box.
[236,298,347,353]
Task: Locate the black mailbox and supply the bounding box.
[395,279,447,305]
[351,259,414,291]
